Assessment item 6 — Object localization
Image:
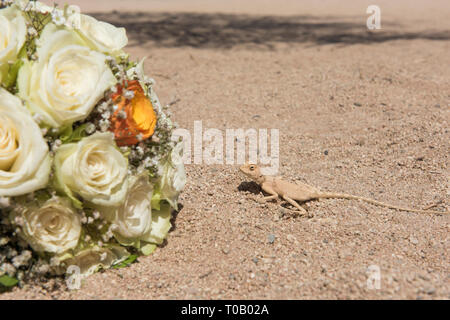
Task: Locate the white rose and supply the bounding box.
[158,142,186,210]
[0,6,26,83]
[77,14,127,54]
[54,132,128,207]
[0,88,51,196]
[11,197,81,254]
[100,174,172,246]
[17,23,116,128]
[146,202,173,245]
[100,174,154,246]
[60,245,129,277]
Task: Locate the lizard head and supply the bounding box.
[239,163,263,181]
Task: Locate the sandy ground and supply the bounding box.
[2,0,449,299]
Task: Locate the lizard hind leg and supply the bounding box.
[282,195,309,216]
[258,194,278,204]
[263,194,279,202]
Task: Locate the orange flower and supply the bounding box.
[110,80,157,146]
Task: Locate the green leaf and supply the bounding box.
[59,125,73,143]
[141,243,157,256]
[0,275,18,287]
[58,182,83,209]
[70,124,89,142]
[151,189,162,211]
[4,59,24,89]
[112,254,138,269]
[35,190,52,204]
[60,124,88,144]
[17,43,28,60]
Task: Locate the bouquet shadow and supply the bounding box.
[91,11,450,49]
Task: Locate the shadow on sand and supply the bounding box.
[90,11,450,49]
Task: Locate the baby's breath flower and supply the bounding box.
[99,119,110,132]
[12,250,32,268]
[124,90,135,100]
[85,123,96,134]
[117,110,127,119]
[51,139,62,151]
[27,27,38,37]
[93,210,100,220]
[145,77,155,86]
[37,263,50,274]
[101,111,111,119]
[98,101,109,113]
[143,157,152,168]
[49,257,60,267]
[0,197,11,208]
[14,216,24,227]
[100,252,108,262]
[136,146,144,157]
[1,263,16,276]
[51,10,66,26]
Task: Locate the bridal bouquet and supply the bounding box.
[0,0,186,288]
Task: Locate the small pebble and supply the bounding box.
[268,234,276,244]
[409,236,419,245]
[287,235,296,242]
[425,287,436,295]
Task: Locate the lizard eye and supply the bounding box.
[249,165,255,170]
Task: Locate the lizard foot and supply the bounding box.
[257,197,278,204]
[281,204,311,218]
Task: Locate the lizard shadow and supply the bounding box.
[237,181,261,195]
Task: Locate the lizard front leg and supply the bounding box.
[260,182,279,202]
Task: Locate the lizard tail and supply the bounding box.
[317,192,447,215]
